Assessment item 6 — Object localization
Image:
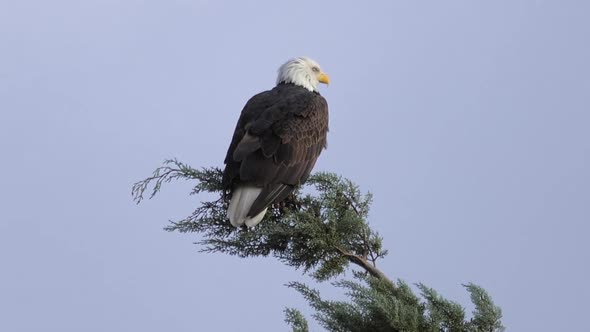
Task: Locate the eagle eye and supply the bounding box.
[312,67,320,73]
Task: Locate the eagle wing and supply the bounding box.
[222,84,329,217]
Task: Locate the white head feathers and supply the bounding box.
[276,56,330,92]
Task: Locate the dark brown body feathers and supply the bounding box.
[222,83,329,218]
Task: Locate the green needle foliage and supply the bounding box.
[133,159,504,332]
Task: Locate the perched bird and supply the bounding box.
[222,57,330,227]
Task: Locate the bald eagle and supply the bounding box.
[222,57,330,227]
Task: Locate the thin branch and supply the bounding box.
[335,246,395,289]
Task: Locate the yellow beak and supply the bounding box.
[318,72,330,85]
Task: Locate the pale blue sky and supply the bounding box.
[1,1,589,331]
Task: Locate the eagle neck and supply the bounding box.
[276,82,321,95]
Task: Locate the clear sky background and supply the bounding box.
[1,1,589,331]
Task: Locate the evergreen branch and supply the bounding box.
[131,159,223,204]
[464,283,505,332]
[334,245,395,289]
[134,159,504,331]
[284,308,310,332]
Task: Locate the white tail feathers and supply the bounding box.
[244,208,267,227]
[227,185,268,227]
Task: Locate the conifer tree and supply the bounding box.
[133,159,504,332]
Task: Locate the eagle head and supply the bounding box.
[276,56,330,92]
